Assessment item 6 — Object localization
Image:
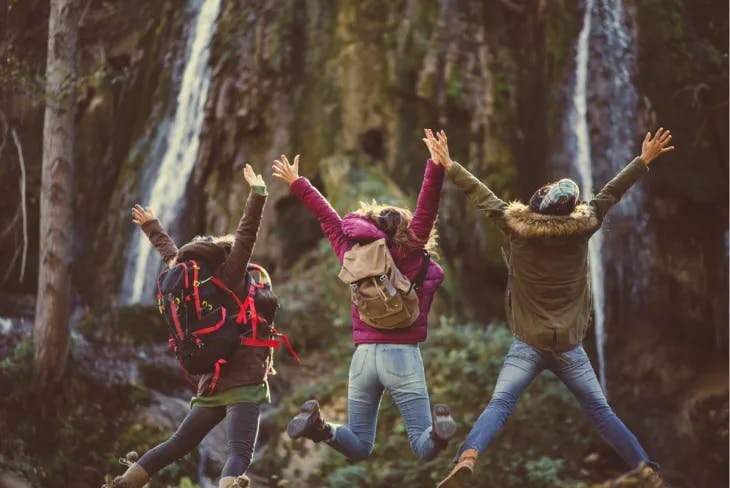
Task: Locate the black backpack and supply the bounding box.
[156,260,298,391]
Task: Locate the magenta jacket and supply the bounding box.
[290,160,445,345]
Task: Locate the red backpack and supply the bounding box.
[156,260,299,392]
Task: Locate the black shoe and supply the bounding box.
[287,399,332,443]
[431,404,457,447]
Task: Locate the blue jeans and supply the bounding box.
[328,344,441,461]
[457,339,655,469]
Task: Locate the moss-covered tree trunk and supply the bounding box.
[33,0,79,391]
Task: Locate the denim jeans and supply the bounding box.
[457,339,655,469]
[138,402,260,477]
[328,344,441,461]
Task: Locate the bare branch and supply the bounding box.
[11,128,29,284]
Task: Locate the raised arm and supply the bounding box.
[133,205,178,267]
[273,154,350,262]
[591,127,674,222]
[425,129,508,229]
[217,164,268,287]
[408,129,446,244]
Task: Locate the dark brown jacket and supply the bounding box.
[142,191,272,394]
[448,157,649,352]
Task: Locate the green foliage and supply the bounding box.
[0,340,144,486]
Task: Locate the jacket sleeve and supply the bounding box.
[141,219,179,265]
[217,191,267,288]
[408,159,445,245]
[590,157,649,223]
[290,177,350,262]
[447,161,509,231]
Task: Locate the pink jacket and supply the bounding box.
[290,160,445,344]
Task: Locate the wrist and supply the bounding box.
[639,154,652,165]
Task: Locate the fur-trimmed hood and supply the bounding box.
[504,201,599,239]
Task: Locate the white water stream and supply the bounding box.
[568,0,644,395]
[122,0,221,305]
[568,0,609,392]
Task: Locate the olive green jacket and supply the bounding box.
[447,157,649,352]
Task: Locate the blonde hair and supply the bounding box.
[354,200,439,257]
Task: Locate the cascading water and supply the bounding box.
[121,0,221,305]
[567,0,645,395]
[568,0,608,392]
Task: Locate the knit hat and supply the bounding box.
[529,178,580,216]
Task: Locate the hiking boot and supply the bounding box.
[100,461,150,488]
[594,462,665,488]
[430,403,457,447]
[287,399,333,443]
[638,463,665,488]
[219,475,251,488]
[437,449,478,488]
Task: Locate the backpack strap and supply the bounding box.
[190,260,202,320]
[271,327,301,363]
[204,358,227,395]
[409,251,431,293]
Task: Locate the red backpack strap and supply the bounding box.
[271,327,301,363]
[210,276,245,309]
[190,260,202,320]
[206,359,227,395]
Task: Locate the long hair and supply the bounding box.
[354,200,439,257]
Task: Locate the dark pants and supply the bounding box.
[138,402,260,477]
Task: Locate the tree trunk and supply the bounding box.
[34,0,80,392]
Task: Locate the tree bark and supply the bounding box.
[34,0,80,392]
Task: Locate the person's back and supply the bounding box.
[503,201,597,351]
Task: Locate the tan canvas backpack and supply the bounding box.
[338,238,430,330]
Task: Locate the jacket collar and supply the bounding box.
[504,201,599,239]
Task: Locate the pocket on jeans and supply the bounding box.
[349,346,368,380]
[382,346,419,378]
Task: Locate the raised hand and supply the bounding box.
[272,154,300,186]
[640,127,674,165]
[243,163,266,189]
[424,129,454,170]
[422,128,441,164]
[131,204,155,226]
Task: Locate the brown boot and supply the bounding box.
[437,449,478,488]
[219,475,250,488]
[287,399,333,443]
[593,462,665,488]
[636,463,665,488]
[101,462,150,488]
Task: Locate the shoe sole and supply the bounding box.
[287,399,320,439]
[432,404,457,441]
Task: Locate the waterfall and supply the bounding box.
[568,0,608,393]
[567,0,644,394]
[121,0,221,305]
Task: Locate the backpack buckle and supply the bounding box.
[193,280,200,287]
[379,275,397,297]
